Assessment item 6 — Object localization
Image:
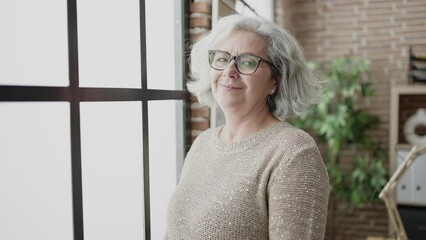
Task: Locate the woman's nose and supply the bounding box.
[222,60,239,78]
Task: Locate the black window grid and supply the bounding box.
[0,0,189,239]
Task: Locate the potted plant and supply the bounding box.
[294,57,388,209]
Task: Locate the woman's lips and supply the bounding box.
[219,83,242,90]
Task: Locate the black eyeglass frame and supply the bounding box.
[208,50,279,75]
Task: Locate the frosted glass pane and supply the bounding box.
[0,0,69,86]
[80,102,144,240]
[0,102,73,240]
[146,0,183,90]
[148,100,184,239]
[78,0,141,88]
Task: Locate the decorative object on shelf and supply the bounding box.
[408,45,426,85]
[294,57,388,209]
[403,108,426,145]
[379,145,426,240]
[389,86,426,187]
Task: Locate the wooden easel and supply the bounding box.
[379,145,426,240]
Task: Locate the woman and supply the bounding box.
[166,14,329,239]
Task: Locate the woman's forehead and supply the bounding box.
[216,30,268,56]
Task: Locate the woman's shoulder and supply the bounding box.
[273,121,317,148]
[190,126,219,147]
[269,122,325,176]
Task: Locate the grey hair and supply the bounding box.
[187,14,322,120]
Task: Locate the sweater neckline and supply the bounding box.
[211,121,287,154]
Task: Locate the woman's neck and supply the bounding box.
[219,108,278,143]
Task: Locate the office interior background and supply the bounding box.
[1,0,426,239]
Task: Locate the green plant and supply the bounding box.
[294,57,388,209]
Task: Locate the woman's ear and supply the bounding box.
[271,79,279,94]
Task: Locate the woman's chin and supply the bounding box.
[216,99,244,112]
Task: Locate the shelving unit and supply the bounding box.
[389,85,426,174]
[409,46,426,84]
[389,85,426,239]
[394,146,426,206]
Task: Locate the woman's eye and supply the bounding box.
[216,57,228,62]
[241,60,256,67]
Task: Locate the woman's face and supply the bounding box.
[210,30,277,115]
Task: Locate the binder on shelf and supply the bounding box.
[409,45,426,85]
[396,148,426,206]
[411,155,425,204]
[396,150,412,204]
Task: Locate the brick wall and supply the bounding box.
[276,0,426,239]
[188,1,212,144]
[325,197,389,240]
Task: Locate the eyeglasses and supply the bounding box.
[208,50,278,75]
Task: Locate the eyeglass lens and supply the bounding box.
[209,50,260,75]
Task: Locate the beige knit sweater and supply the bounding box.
[166,121,329,239]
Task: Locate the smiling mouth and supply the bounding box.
[219,84,242,90]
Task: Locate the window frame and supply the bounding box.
[0,1,188,239]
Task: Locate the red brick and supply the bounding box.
[191,107,210,118]
[190,17,211,29]
[189,3,211,14]
[191,121,209,131]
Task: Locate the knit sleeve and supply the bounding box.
[267,145,330,240]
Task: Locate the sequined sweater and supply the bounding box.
[166,121,330,239]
